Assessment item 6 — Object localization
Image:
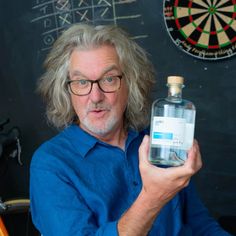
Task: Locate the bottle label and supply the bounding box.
[151,116,194,148]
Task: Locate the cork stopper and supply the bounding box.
[167,76,184,85]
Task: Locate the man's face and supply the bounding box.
[68,45,128,137]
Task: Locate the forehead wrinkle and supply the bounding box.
[70,64,120,80]
[101,64,120,75]
[70,70,86,78]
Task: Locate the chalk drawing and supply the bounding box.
[31,0,148,51]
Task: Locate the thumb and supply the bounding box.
[138,135,150,164]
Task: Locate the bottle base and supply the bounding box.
[149,159,184,167]
[149,148,187,167]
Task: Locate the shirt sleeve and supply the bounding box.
[30,167,118,236]
[183,180,232,236]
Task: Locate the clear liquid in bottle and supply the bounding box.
[149,76,196,167]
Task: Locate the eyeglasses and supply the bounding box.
[67,75,123,96]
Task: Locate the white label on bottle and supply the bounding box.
[151,116,187,147]
[183,123,195,149]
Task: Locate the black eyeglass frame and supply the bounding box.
[67,75,123,96]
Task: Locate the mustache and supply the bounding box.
[87,103,111,112]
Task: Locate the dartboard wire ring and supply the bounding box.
[163,0,236,60]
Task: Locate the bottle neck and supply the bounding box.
[167,83,184,102]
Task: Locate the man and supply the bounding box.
[30,23,230,235]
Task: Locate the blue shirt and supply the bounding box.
[30,124,230,236]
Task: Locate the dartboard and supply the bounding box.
[164,0,236,60]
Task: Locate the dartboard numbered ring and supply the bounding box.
[164,0,236,60]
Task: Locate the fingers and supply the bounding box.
[139,136,202,181]
[139,135,159,175]
[184,139,202,175]
[138,135,150,164]
[138,137,202,206]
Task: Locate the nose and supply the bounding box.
[88,82,105,103]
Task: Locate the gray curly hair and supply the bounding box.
[38,23,156,131]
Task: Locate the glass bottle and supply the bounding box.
[149,76,196,166]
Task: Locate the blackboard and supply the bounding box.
[1,0,236,224]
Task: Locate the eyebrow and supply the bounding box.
[70,64,120,79]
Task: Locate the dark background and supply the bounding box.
[0,0,236,234]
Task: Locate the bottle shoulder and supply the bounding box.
[152,98,195,110]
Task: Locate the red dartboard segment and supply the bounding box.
[188,0,193,9]
[187,37,197,45]
[189,15,194,23]
[197,26,203,32]
[208,44,220,49]
[174,0,179,7]
[175,18,181,29]
[223,24,230,30]
[231,36,236,42]
[210,31,217,35]
[164,0,236,60]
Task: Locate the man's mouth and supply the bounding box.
[88,108,108,118]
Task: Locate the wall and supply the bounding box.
[0,0,235,228]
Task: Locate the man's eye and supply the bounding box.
[104,77,114,83]
[77,80,88,86]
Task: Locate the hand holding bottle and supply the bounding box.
[118,136,202,236]
[139,135,202,209]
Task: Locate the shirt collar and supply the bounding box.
[63,124,140,158]
[63,124,98,158]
